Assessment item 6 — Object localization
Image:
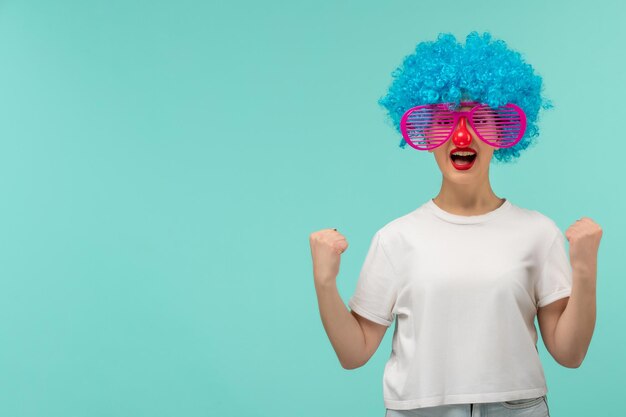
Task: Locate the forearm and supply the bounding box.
[553,266,597,367]
[314,280,366,369]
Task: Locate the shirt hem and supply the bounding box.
[348,299,393,327]
[384,387,548,410]
[537,289,572,307]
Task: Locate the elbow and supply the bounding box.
[340,358,366,370]
[552,344,588,369]
[557,354,584,368]
[561,362,582,369]
[559,360,581,369]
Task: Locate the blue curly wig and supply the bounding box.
[378,31,552,164]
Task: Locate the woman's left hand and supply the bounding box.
[565,217,603,275]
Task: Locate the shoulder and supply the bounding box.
[528,209,563,238]
[508,203,562,239]
[374,208,421,246]
[355,210,418,265]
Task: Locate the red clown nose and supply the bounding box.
[452,117,472,148]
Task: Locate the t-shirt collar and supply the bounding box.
[424,198,512,225]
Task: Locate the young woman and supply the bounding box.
[309,32,602,417]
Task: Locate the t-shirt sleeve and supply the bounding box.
[348,231,398,327]
[535,229,573,308]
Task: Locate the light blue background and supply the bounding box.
[0,1,622,416]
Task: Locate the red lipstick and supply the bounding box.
[449,147,477,155]
[449,147,478,171]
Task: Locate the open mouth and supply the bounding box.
[449,148,477,170]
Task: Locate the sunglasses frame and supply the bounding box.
[399,101,527,151]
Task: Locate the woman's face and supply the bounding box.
[428,104,498,182]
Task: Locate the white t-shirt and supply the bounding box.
[348,198,572,410]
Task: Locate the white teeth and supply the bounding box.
[451,151,476,156]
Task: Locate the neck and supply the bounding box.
[433,178,505,216]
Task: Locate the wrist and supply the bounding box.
[572,267,598,292]
[571,262,597,277]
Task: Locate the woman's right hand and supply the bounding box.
[309,228,349,286]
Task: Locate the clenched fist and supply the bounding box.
[565,217,603,276]
[309,228,349,286]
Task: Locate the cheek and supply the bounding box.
[435,151,448,162]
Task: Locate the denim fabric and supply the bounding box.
[385,395,550,417]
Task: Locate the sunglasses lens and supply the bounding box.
[471,104,526,148]
[400,105,455,150]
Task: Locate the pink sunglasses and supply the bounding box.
[399,101,527,151]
